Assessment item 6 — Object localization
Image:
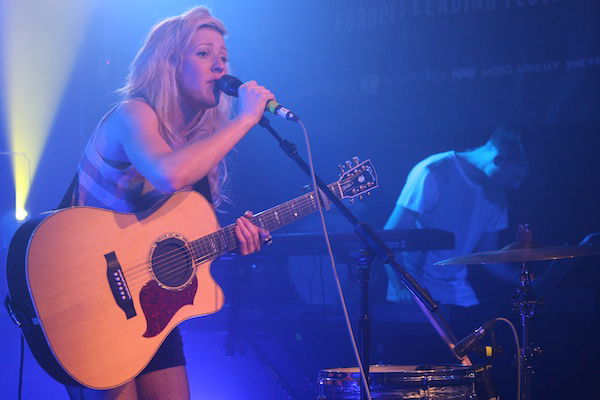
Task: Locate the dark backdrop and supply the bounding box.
[1,1,598,398]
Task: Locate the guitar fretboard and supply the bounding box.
[189,183,341,263]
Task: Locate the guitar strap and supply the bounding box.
[192,176,213,205]
[56,173,79,209]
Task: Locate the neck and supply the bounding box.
[175,98,207,134]
[455,148,489,185]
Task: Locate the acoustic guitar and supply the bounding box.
[5,159,377,389]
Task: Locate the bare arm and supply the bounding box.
[110,82,273,193]
[104,83,273,255]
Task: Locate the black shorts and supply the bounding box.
[140,327,187,375]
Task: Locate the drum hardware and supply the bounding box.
[512,227,541,400]
[437,224,540,400]
[321,240,471,399]
[318,365,498,400]
[435,224,600,400]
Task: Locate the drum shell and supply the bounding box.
[318,365,491,400]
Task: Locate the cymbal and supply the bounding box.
[435,242,600,265]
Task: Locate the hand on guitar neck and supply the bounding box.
[235,210,270,255]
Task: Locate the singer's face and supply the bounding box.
[178,27,228,109]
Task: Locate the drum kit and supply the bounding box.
[317,224,600,400]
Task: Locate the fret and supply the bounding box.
[290,201,298,218]
[190,241,199,261]
[191,181,347,262]
[208,234,216,254]
[224,226,236,253]
[216,230,224,252]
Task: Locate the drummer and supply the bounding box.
[384,125,528,320]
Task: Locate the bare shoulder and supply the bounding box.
[112,99,159,130]
[102,99,161,144]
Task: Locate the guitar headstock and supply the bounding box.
[337,157,378,201]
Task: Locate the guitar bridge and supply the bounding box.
[105,252,136,319]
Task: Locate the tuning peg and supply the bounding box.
[367,191,371,196]
[352,156,360,165]
[349,198,356,204]
[338,164,345,173]
[345,160,353,169]
[359,195,364,200]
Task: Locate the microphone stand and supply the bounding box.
[259,117,465,398]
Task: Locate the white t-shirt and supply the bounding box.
[387,151,508,306]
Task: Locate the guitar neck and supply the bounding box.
[189,183,341,262]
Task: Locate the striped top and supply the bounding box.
[72,107,212,212]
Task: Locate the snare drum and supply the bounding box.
[318,365,492,400]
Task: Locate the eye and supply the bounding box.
[220,56,228,63]
[196,50,210,58]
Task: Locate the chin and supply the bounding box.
[201,91,221,109]
[187,97,219,112]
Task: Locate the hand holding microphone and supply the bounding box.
[218,75,299,122]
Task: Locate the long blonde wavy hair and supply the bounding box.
[119,6,232,207]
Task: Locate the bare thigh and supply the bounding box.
[136,365,190,400]
[65,366,189,400]
[66,380,138,400]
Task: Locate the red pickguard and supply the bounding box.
[139,277,198,337]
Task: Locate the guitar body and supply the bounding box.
[6,191,224,389]
[5,158,379,389]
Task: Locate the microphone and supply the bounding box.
[217,74,299,122]
[453,319,496,359]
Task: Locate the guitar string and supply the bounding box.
[122,189,323,286]
[122,180,351,286]
[121,190,326,286]
[122,199,318,286]
[123,175,366,286]
[119,187,322,283]
[117,175,366,288]
[119,182,336,284]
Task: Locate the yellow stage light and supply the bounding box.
[15,208,28,221]
[2,0,97,214]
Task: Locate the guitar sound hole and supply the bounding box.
[151,238,194,288]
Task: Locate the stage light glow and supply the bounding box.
[1,0,96,213]
[15,208,28,221]
[0,151,32,222]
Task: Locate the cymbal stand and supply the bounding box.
[514,261,544,400]
[510,225,542,400]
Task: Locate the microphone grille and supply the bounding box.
[217,74,242,97]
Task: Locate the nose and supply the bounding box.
[211,56,225,74]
